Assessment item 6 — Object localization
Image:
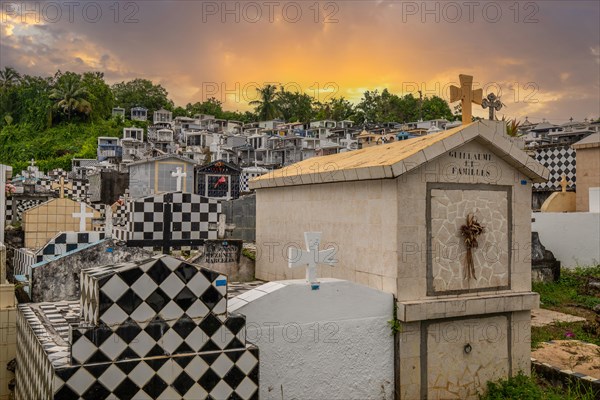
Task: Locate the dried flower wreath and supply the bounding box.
[460,213,485,280]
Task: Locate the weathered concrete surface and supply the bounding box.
[531,232,561,282]
[197,239,255,281]
[31,240,151,303]
[229,279,395,400]
[531,308,586,327]
[221,194,256,242]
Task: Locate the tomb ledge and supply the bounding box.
[396,291,539,322]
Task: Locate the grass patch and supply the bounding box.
[480,372,596,400]
[531,265,600,348]
[531,321,600,348]
[533,266,600,311]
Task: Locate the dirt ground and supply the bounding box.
[532,340,600,379]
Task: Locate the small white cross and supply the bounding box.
[72,202,94,231]
[171,167,187,191]
[288,232,336,284]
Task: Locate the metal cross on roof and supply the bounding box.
[450,74,483,125]
[288,232,336,286]
[481,93,504,121]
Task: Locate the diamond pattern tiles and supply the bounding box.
[532,145,576,190]
[80,255,228,326]
[53,348,259,400]
[17,255,260,400]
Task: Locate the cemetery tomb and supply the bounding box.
[228,278,394,399]
[531,145,576,191]
[13,231,106,277]
[22,198,100,249]
[196,160,242,200]
[112,192,221,252]
[252,120,549,399]
[28,238,152,303]
[128,155,196,198]
[16,255,259,399]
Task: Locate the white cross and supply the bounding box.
[72,202,94,231]
[340,133,357,150]
[171,167,187,191]
[288,232,336,284]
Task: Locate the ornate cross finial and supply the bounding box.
[72,202,95,231]
[560,174,568,192]
[171,167,187,192]
[569,117,574,122]
[288,232,336,286]
[481,93,503,120]
[450,74,483,125]
[29,158,36,168]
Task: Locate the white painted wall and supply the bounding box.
[533,212,600,267]
[590,188,600,213]
[229,279,395,400]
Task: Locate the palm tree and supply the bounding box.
[249,84,280,121]
[50,74,91,121]
[0,67,21,89]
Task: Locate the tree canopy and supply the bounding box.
[0,66,459,172]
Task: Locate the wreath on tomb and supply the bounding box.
[460,213,485,280]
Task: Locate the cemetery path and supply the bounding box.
[532,340,600,379]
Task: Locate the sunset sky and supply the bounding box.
[1,0,599,123]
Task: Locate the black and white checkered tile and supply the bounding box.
[13,232,106,277]
[17,255,259,399]
[80,255,229,325]
[117,192,221,252]
[5,198,46,224]
[53,348,259,399]
[5,198,12,225]
[532,146,576,191]
[71,179,90,202]
[240,168,269,192]
[113,201,129,227]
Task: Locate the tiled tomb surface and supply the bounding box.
[429,186,510,294]
[14,231,106,277]
[22,198,100,249]
[5,197,47,225]
[531,145,576,191]
[16,255,259,399]
[113,192,221,252]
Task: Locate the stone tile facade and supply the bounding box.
[253,121,548,399]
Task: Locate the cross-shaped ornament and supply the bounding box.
[171,167,187,191]
[72,202,95,231]
[450,74,483,125]
[560,174,568,193]
[481,92,503,120]
[288,232,336,285]
[51,176,72,199]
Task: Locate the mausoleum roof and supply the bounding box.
[250,121,549,189]
[572,132,600,149]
